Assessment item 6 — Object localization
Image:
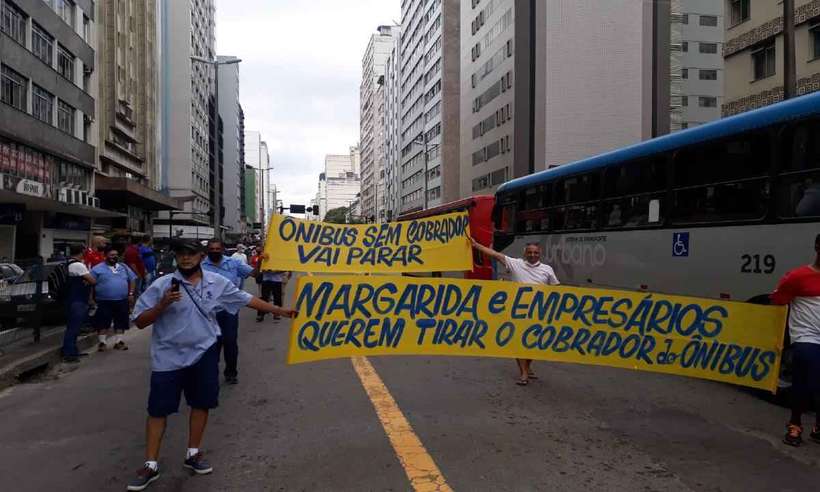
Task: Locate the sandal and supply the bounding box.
[516,378,529,386]
[784,424,802,447]
[527,372,538,380]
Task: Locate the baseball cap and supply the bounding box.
[171,239,203,253]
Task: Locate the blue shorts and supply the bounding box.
[94,299,130,331]
[147,343,220,417]
[792,342,820,396]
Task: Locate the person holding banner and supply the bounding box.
[470,237,560,386]
[201,238,262,385]
[771,234,820,447]
[127,239,296,491]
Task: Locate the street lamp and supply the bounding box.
[190,55,242,238]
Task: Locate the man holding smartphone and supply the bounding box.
[127,239,297,491]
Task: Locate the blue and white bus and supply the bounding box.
[494,91,820,306]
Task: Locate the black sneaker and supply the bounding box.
[127,464,160,491]
[225,375,238,385]
[183,452,213,475]
[62,356,80,364]
[784,424,803,447]
[97,342,107,352]
[810,425,820,443]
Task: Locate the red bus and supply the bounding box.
[397,195,495,279]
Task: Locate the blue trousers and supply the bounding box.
[216,311,239,378]
[62,301,87,357]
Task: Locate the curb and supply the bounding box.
[0,333,96,390]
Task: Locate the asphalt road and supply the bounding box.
[0,280,818,491]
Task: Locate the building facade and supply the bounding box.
[217,56,241,235]
[459,0,671,197]
[383,29,402,221]
[396,0,460,214]
[723,0,820,116]
[243,129,268,229]
[671,0,725,130]
[94,0,177,237]
[0,0,109,260]
[315,151,360,220]
[360,25,397,222]
[156,0,214,234]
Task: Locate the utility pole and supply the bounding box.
[783,0,796,99]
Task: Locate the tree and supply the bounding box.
[324,207,349,224]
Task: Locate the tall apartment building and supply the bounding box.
[459,1,671,197]
[360,25,397,222]
[244,129,269,227]
[156,0,215,232]
[670,0,725,130]
[0,0,110,260]
[383,30,402,221]
[396,0,460,214]
[237,104,248,230]
[723,0,820,116]
[94,0,177,236]
[217,56,241,235]
[314,150,361,220]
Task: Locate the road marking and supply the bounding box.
[351,356,453,492]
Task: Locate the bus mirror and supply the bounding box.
[649,199,660,223]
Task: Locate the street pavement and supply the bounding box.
[0,280,818,491]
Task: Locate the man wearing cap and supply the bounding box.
[201,238,262,385]
[127,239,296,491]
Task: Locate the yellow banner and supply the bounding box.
[261,212,473,273]
[288,276,787,392]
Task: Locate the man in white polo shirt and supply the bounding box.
[470,237,560,386]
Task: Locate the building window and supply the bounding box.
[1,64,27,111]
[699,42,718,54]
[729,0,750,26]
[57,100,75,134]
[699,69,718,80]
[699,96,718,108]
[57,45,75,82]
[699,15,718,27]
[83,14,91,42]
[682,96,688,107]
[32,23,54,66]
[1,0,27,45]
[682,41,689,52]
[32,85,54,124]
[49,0,75,28]
[682,14,689,25]
[752,41,776,80]
[811,19,820,60]
[682,68,688,79]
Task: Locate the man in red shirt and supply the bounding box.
[125,236,146,292]
[84,235,108,268]
[771,234,820,447]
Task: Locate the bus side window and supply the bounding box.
[778,121,820,218]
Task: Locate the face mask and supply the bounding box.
[178,264,201,278]
[207,252,223,263]
[106,258,118,266]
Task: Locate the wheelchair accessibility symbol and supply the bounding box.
[673,232,689,257]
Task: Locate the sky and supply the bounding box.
[214,0,400,210]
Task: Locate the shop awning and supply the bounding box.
[0,189,124,219]
[94,176,182,211]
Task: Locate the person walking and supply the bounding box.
[62,244,96,363]
[140,236,157,289]
[771,234,820,447]
[469,237,560,386]
[125,236,147,294]
[201,238,261,384]
[257,270,290,322]
[231,244,248,265]
[91,245,137,351]
[126,239,297,491]
[84,235,108,269]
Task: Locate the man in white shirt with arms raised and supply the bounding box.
[470,237,559,386]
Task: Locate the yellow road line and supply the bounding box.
[351,356,453,492]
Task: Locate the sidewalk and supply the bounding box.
[0,324,95,389]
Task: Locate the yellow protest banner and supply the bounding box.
[288,276,788,392]
[261,212,473,274]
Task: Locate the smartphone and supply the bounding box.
[171,278,180,293]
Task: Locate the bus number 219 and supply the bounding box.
[740,254,776,274]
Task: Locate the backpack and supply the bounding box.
[50,259,80,301]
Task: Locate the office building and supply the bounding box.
[360,25,397,222]
[670,0,725,130]
[244,129,269,229]
[459,0,671,197]
[243,163,257,225]
[217,56,241,235]
[396,0,460,214]
[0,0,112,260]
[723,0,820,116]
[315,150,360,220]
[383,29,402,221]
[156,0,215,234]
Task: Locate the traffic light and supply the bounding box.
[290,204,306,214]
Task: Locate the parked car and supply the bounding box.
[0,262,64,330]
[0,263,23,284]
